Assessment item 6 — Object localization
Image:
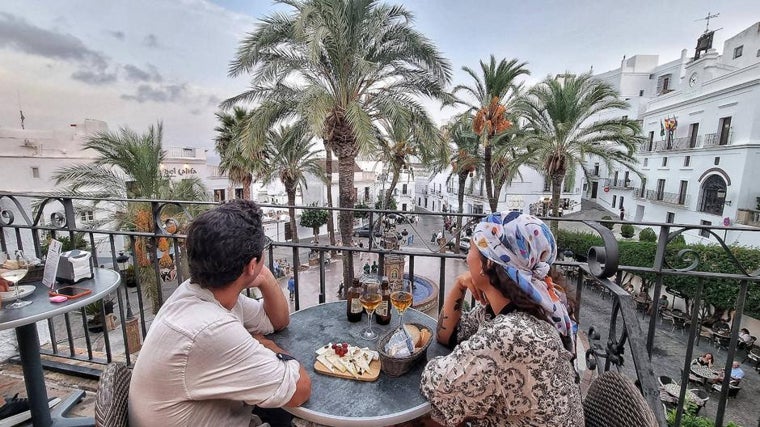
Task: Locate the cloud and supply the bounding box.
[143,33,159,48]
[71,70,117,85]
[206,95,220,106]
[121,83,188,103]
[123,64,163,83]
[0,12,108,69]
[108,30,125,40]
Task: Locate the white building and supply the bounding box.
[589,22,760,245]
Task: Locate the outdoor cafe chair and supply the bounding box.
[657,375,675,388]
[743,345,760,371]
[95,362,131,427]
[711,379,742,399]
[583,371,657,427]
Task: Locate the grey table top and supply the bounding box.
[0,268,121,330]
[271,301,450,427]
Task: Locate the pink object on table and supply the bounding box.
[49,295,68,303]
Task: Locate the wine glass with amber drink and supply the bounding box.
[390,279,413,330]
[359,282,381,340]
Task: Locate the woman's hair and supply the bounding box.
[741,328,750,334]
[481,254,550,324]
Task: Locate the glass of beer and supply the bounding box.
[390,279,413,330]
[359,283,381,340]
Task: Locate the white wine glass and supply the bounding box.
[2,252,32,309]
[359,283,381,340]
[390,279,413,330]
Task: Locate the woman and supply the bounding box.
[696,352,714,368]
[421,212,583,426]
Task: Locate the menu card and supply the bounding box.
[42,239,63,288]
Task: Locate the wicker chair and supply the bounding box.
[583,371,657,427]
[95,362,132,427]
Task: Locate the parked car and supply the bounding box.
[459,236,471,251]
[353,224,374,237]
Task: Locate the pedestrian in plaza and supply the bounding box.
[363,262,371,275]
[371,261,378,274]
[129,200,310,427]
[287,275,296,302]
[407,233,414,246]
[619,206,625,221]
[422,212,582,426]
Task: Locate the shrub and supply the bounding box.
[639,227,657,242]
[600,215,614,230]
[620,224,635,238]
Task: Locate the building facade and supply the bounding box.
[588,22,760,245]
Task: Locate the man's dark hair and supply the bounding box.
[186,200,266,288]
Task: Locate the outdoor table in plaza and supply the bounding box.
[662,383,701,404]
[690,364,719,382]
[270,301,450,427]
[0,268,120,426]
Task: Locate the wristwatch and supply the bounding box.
[276,352,296,362]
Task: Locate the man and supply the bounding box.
[714,361,745,384]
[129,200,311,427]
[287,275,295,302]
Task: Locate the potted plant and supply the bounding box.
[85,299,115,333]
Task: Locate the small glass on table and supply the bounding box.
[390,279,413,330]
[1,252,33,309]
[359,282,381,340]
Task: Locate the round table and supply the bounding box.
[690,364,718,381]
[662,383,700,403]
[270,301,449,427]
[0,268,120,426]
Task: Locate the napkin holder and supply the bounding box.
[56,250,93,284]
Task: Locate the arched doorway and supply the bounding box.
[699,175,727,216]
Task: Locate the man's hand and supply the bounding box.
[0,277,10,293]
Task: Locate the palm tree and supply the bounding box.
[454,55,530,212]
[518,73,643,230]
[444,115,480,252]
[375,115,447,210]
[258,124,325,245]
[53,122,208,313]
[214,107,256,200]
[224,0,452,284]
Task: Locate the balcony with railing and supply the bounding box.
[2,193,760,426]
[644,189,689,206]
[736,208,760,227]
[703,129,733,148]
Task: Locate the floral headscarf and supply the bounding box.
[473,211,573,342]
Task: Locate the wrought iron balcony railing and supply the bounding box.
[644,189,689,205]
[2,193,760,426]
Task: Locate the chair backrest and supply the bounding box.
[584,371,658,427]
[658,375,674,387]
[95,362,132,427]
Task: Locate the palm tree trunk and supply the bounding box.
[337,151,358,286]
[242,174,252,200]
[286,188,299,243]
[325,145,337,251]
[484,143,497,212]
[383,163,401,209]
[455,173,467,253]
[550,174,564,234]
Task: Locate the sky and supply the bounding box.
[1,1,759,162]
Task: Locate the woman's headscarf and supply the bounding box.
[472,211,573,342]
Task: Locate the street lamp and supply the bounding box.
[116,251,133,318]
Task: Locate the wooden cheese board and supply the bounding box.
[314,358,381,382]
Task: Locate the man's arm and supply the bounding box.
[253,266,290,331]
[255,334,312,407]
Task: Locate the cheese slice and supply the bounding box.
[327,354,347,372]
[316,354,335,372]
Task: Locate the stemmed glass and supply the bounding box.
[2,251,32,309]
[390,279,413,330]
[359,282,381,340]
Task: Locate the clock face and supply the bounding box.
[689,73,698,87]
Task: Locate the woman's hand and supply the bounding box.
[0,277,9,293]
[454,272,486,306]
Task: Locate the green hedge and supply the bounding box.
[620,223,635,238]
[556,229,760,317]
[639,227,657,242]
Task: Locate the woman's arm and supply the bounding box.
[436,272,485,346]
